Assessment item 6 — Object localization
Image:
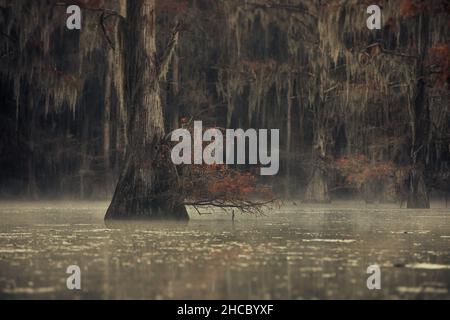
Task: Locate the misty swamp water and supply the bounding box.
[0,201,449,300]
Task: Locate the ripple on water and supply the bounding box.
[405,263,450,270]
[2,287,56,295]
[302,239,357,243]
[0,248,37,253]
[397,286,448,294]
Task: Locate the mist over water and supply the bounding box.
[0,202,449,299]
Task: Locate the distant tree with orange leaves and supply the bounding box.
[333,154,409,203]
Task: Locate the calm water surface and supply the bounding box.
[0,202,449,299]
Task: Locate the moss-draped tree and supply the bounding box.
[105,0,188,219]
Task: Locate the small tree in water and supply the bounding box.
[181,164,276,216]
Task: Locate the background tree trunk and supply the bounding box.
[27,91,38,200]
[407,13,431,209]
[103,48,113,197]
[105,0,188,220]
[285,75,293,198]
[304,128,330,203]
[79,114,89,200]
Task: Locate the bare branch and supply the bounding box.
[157,21,183,81]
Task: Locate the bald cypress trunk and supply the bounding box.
[103,49,113,197]
[105,0,188,220]
[27,91,38,200]
[79,113,89,200]
[285,75,293,198]
[304,128,330,203]
[407,13,431,209]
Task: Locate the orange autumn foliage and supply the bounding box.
[158,0,189,14]
[61,0,105,10]
[426,44,450,88]
[333,155,400,189]
[185,164,274,204]
[399,0,429,17]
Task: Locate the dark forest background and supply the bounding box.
[0,0,449,207]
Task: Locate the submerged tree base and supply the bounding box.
[105,151,189,221]
[105,198,189,221]
[105,204,189,221]
[105,192,189,220]
[407,170,430,209]
[303,169,331,204]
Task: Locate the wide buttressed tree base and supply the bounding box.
[105,145,189,220]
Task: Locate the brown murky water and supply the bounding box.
[0,201,449,300]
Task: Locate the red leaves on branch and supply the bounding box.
[60,0,105,10]
[186,164,274,203]
[399,0,429,17]
[426,44,450,88]
[384,17,399,34]
[43,65,83,90]
[180,117,189,124]
[158,0,189,14]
